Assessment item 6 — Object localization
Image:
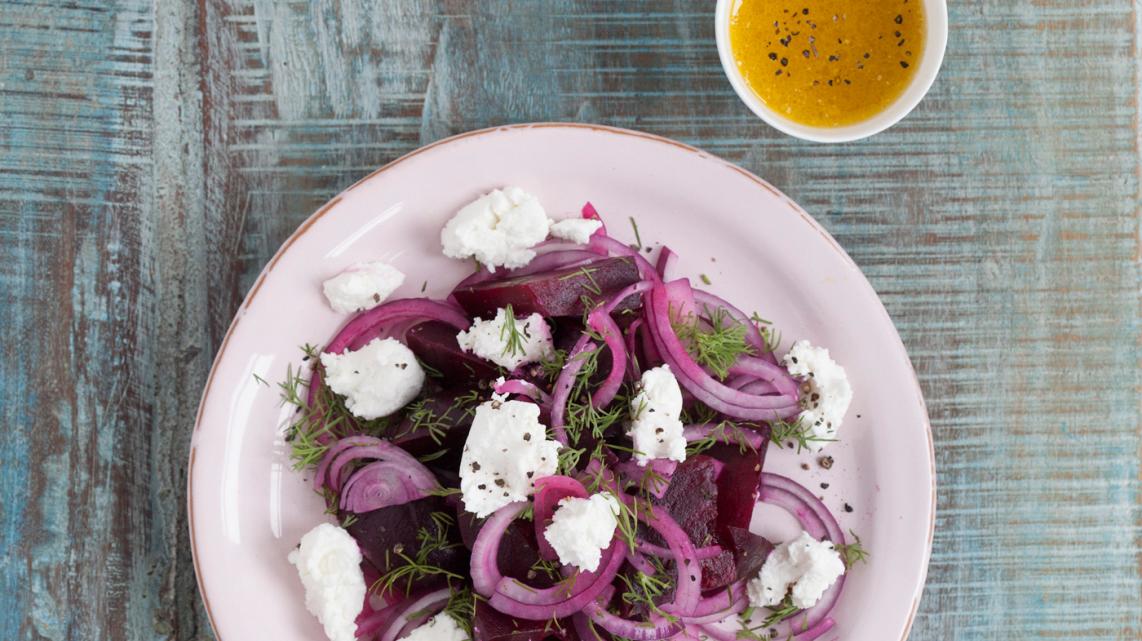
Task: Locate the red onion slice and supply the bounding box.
[583,599,684,641]
[489,541,626,619]
[339,459,438,513]
[656,247,678,279]
[645,284,800,420]
[493,378,551,404]
[587,308,628,409]
[549,334,594,443]
[588,234,661,282]
[471,501,528,597]
[727,356,798,397]
[691,290,776,364]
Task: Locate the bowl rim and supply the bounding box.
[714,0,949,143]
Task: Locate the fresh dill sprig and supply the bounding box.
[629,217,643,250]
[613,496,644,554]
[340,512,358,529]
[252,372,269,387]
[418,358,444,379]
[529,557,564,582]
[637,466,670,497]
[673,306,756,379]
[759,594,802,628]
[681,401,720,426]
[835,530,870,568]
[442,586,478,635]
[278,345,394,476]
[686,421,760,456]
[500,304,526,358]
[373,513,463,596]
[769,418,834,453]
[565,394,628,444]
[394,390,481,444]
[540,349,568,383]
[428,486,461,498]
[559,265,603,296]
[616,555,677,621]
[418,449,450,463]
[750,312,781,354]
[557,445,587,475]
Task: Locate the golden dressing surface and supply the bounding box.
[729,0,925,127]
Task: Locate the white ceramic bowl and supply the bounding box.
[715,0,948,143]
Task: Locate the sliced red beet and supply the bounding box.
[406,321,501,383]
[390,389,479,457]
[704,430,770,541]
[649,455,737,590]
[347,496,468,594]
[727,525,775,584]
[453,257,641,318]
[457,510,556,589]
[473,600,573,641]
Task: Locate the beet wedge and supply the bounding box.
[649,455,738,590]
[347,496,467,595]
[406,320,501,384]
[453,257,641,318]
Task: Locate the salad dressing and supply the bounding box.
[729,0,925,127]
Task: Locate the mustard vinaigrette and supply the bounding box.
[729,0,925,127]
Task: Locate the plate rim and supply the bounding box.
[187,121,936,641]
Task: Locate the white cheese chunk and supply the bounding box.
[456,308,555,370]
[322,261,405,313]
[288,523,366,641]
[403,613,470,641]
[549,218,603,244]
[782,340,853,451]
[747,531,845,610]
[543,493,620,572]
[441,187,551,270]
[320,337,425,419]
[627,365,687,466]
[459,394,561,517]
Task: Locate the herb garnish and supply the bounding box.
[373,511,463,596]
[616,554,677,621]
[674,306,756,379]
[686,420,760,456]
[769,418,834,453]
[835,530,870,568]
[279,345,392,472]
[629,216,643,250]
[500,304,526,358]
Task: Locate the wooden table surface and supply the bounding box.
[1,1,1139,639]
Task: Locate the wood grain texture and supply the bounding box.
[0,0,1138,640]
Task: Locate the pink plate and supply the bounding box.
[189,123,934,641]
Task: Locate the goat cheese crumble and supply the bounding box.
[782,340,852,452]
[441,187,551,270]
[288,523,366,641]
[627,365,687,466]
[403,613,470,641]
[456,307,555,370]
[543,492,620,572]
[748,531,845,610]
[322,261,405,313]
[320,337,425,419]
[459,394,561,517]
[549,217,603,244]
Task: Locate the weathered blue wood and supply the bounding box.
[0,0,1138,640]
